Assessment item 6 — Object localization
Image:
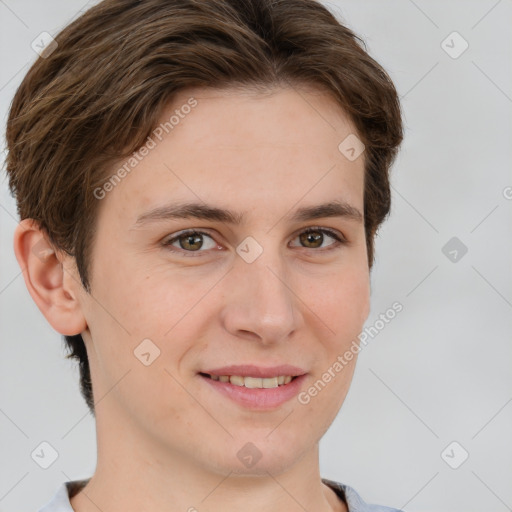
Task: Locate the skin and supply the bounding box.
[14,85,371,512]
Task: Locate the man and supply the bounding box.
[5,1,403,510]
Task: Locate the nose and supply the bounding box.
[220,247,302,345]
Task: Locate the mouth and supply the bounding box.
[197,364,307,409]
[198,368,307,409]
[199,372,299,388]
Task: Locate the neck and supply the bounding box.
[70,410,346,512]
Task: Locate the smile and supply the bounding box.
[199,372,307,409]
[200,373,296,388]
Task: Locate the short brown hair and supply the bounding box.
[5,0,403,415]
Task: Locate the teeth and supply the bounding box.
[230,375,245,386]
[207,374,295,388]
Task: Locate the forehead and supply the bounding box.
[100,85,365,225]
[166,84,356,146]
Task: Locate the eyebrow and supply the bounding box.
[133,199,363,228]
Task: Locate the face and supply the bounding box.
[74,85,370,477]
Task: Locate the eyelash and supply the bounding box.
[161,226,347,257]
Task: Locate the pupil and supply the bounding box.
[302,231,322,248]
[182,233,202,250]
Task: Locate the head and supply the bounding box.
[6,0,402,476]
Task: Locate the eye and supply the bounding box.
[161,226,347,256]
[162,230,218,255]
[290,227,346,251]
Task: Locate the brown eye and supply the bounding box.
[178,232,204,251]
[292,227,345,250]
[163,230,217,254]
[299,230,324,248]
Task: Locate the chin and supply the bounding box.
[207,431,308,477]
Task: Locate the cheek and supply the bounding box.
[124,269,213,338]
[91,256,184,337]
[306,264,370,339]
[84,288,198,428]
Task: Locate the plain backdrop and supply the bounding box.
[1,1,511,511]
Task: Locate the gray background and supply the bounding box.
[1,1,511,511]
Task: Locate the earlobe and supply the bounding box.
[13,219,88,336]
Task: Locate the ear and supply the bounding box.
[13,219,88,336]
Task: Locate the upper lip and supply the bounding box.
[201,364,307,378]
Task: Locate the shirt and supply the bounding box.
[37,477,404,511]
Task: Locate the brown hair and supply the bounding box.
[5,0,403,415]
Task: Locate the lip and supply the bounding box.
[200,373,307,410]
[201,364,307,378]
